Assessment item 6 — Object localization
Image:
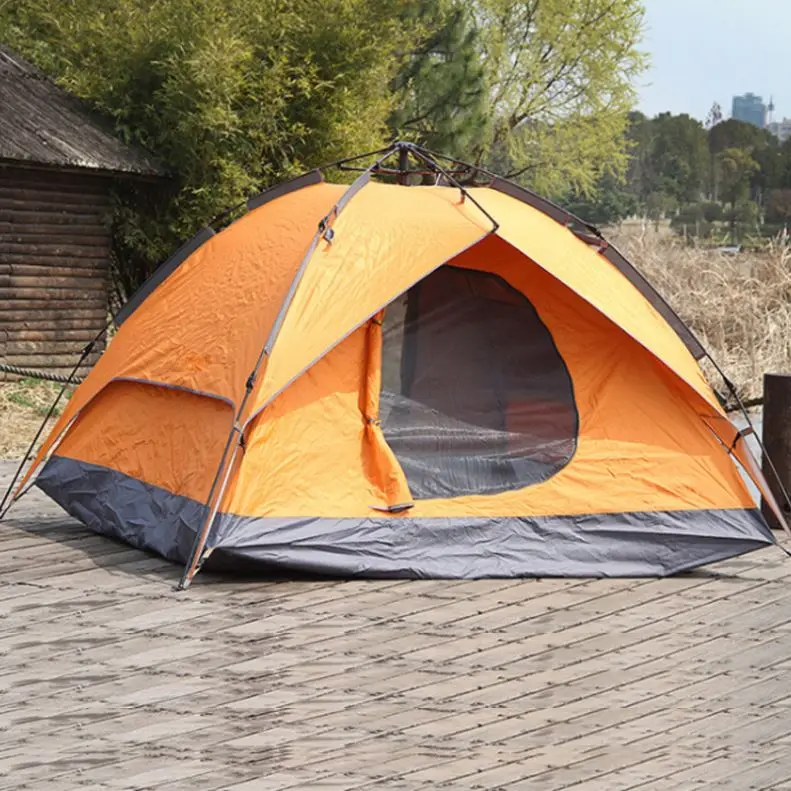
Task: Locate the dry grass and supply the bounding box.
[0,380,70,459]
[611,228,791,401]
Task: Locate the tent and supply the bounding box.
[5,142,784,587]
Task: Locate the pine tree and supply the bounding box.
[389,1,490,158]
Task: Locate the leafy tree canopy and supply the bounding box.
[2,0,647,294]
[716,147,760,208]
[649,113,708,204]
[390,0,647,195]
[389,0,489,158]
[562,173,638,227]
[479,0,646,196]
[708,119,775,156]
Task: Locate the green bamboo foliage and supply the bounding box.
[1,0,647,296]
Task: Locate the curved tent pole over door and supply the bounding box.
[415,145,707,361]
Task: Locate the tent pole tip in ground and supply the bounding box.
[175,574,192,592]
[177,554,206,590]
[776,541,791,560]
[0,472,25,524]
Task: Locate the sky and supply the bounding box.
[638,0,791,122]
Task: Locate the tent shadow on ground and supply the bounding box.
[4,510,775,587]
[2,512,356,586]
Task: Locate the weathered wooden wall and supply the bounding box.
[0,165,110,380]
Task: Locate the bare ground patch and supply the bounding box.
[0,379,71,459]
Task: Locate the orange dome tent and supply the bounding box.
[4,142,785,587]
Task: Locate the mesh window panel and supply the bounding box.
[380,266,577,499]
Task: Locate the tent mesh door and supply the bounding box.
[380,266,577,499]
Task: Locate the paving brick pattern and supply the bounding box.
[1,460,791,790]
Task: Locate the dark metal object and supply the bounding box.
[338,165,473,177]
[407,145,499,233]
[725,396,763,413]
[761,374,791,529]
[398,145,409,186]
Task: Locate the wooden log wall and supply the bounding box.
[0,165,111,381]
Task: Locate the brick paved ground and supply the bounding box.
[2,460,791,790]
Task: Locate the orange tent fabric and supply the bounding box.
[21,144,776,585]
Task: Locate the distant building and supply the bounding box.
[732,93,767,128]
[767,118,791,143]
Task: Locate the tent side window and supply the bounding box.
[379,266,578,499]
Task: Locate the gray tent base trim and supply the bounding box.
[37,455,775,579]
[37,455,201,565]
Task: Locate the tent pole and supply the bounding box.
[397,145,409,185]
[409,147,499,233]
[709,355,791,529]
[320,144,397,173]
[177,146,400,590]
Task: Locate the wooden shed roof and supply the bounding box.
[0,46,163,177]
